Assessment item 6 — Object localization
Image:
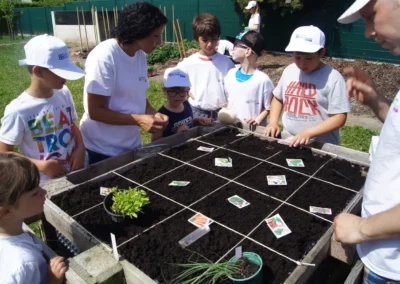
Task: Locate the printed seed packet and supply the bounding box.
[228,195,250,209]
[309,206,332,215]
[169,181,190,187]
[286,159,305,167]
[265,214,292,239]
[100,187,112,196]
[188,213,214,228]
[215,157,232,167]
[197,146,214,152]
[266,175,287,186]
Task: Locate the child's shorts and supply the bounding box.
[363,266,400,284]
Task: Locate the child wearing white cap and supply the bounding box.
[152,68,213,141]
[245,1,261,33]
[0,34,86,182]
[264,26,351,147]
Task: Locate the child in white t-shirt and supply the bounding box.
[0,35,86,182]
[245,1,261,33]
[264,26,351,146]
[223,31,274,126]
[0,154,66,284]
[178,13,234,119]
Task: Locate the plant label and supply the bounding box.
[309,206,332,215]
[110,233,119,261]
[100,187,112,196]
[178,225,210,248]
[286,159,305,167]
[169,181,190,187]
[215,157,232,167]
[228,195,250,209]
[265,214,292,239]
[235,246,243,260]
[188,213,214,228]
[197,146,214,152]
[236,133,247,137]
[266,175,287,186]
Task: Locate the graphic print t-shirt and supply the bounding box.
[158,101,193,137]
[273,63,351,144]
[0,86,78,181]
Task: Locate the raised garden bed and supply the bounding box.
[46,126,369,284]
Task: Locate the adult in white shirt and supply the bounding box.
[334,0,400,282]
[245,1,261,33]
[80,3,169,164]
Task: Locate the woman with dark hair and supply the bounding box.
[80,2,169,164]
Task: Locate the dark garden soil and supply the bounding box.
[118,209,243,282]
[249,204,331,261]
[314,158,368,191]
[236,162,309,201]
[198,127,242,146]
[144,165,228,206]
[226,135,286,160]
[163,140,217,162]
[267,146,332,176]
[190,148,260,180]
[191,183,281,235]
[287,179,356,222]
[232,257,259,279]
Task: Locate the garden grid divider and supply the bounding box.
[44,125,368,284]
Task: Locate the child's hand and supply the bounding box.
[39,160,67,178]
[264,123,280,137]
[196,117,213,126]
[245,118,261,126]
[69,147,85,171]
[177,124,190,133]
[47,256,66,284]
[289,130,313,147]
[343,67,378,106]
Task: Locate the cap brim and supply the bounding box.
[50,63,85,80]
[285,41,323,53]
[338,0,370,24]
[245,5,252,9]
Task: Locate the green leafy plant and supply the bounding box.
[147,40,199,65]
[110,187,150,219]
[147,65,154,72]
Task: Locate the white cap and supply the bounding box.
[338,0,370,24]
[163,67,191,88]
[285,26,325,53]
[19,34,85,80]
[245,1,257,10]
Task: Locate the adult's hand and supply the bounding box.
[138,113,169,133]
[344,67,378,106]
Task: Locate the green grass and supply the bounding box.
[0,44,378,153]
[0,35,31,45]
[340,125,380,152]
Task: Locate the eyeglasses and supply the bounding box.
[234,43,250,49]
[167,90,189,97]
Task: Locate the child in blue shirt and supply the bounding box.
[152,68,212,141]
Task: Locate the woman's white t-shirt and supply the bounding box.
[248,13,261,33]
[80,39,149,157]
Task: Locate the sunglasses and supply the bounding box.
[234,43,255,54]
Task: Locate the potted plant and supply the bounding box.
[103,187,150,223]
[170,251,263,284]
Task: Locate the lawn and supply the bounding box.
[0,44,376,151]
[0,35,32,45]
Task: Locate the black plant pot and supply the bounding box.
[103,193,126,223]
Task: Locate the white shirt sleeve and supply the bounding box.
[273,74,285,101]
[263,79,274,111]
[85,56,114,97]
[2,262,41,284]
[0,109,25,145]
[254,14,261,25]
[63,86,78,123]
[327,78,351,114]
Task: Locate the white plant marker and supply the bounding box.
[110,233,119,261]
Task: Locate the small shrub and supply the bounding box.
[111,187,150,219]
[147,40,199,65]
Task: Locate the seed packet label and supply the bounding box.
[236,133,247,137]
[197,146,214,152]
[169,181,190,187]
[188,213,214,228]
[228,195,250,209]
[235,246,243,260]
[286,159,305,167]
[178,226,210,248]
[215,157,232,167]
[100,187,112,196]
[309,206,332,215]
[266,175,287,186]
[265,214,292,239]
[110,233,119,261]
